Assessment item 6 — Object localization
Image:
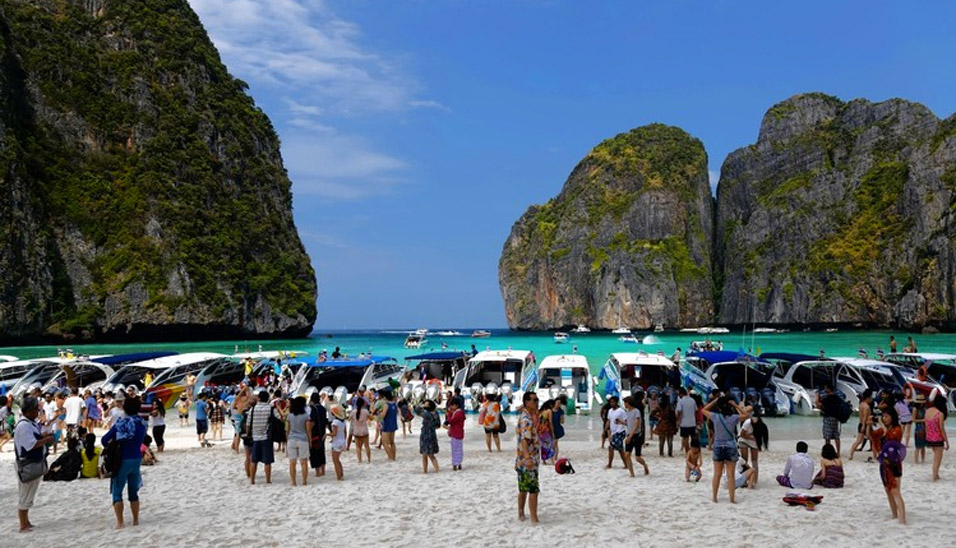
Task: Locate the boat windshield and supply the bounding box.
[711,363,774,390]
[464,359,523,386]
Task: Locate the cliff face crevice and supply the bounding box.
[715,93,956,329]
[499,124,714,330]
[0,0,317,343]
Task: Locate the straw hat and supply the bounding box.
[330,404,347,421]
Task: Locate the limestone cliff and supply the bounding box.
[0,0,317,342]
[715,93,956,328]
[499,124,715,330]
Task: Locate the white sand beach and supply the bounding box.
[1,415,951,547]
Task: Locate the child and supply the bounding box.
[654,397,677,457]
[912,398,926,464]
[685,437,703,482]
[398,397,413,438]
[80,432,102,479]
[142,434,157,466]
[647,392,660,441]
[177,394,191,427]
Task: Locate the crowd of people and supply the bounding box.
[4,351,953,533]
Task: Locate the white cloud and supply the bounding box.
[189,0,415,114]
[282,132,406,201]
[409,99,451,113]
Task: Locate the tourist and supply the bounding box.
[552,394,566,459]
[912,395,927,463]
[14,396,54,532]
[848,389,874,460]
[209,394,226,442]
[481,393,502,452]
[271,390,289,453]
[738,411,768,484]
[733,460,757,490]
[812,443,844,488]
[230,384,250,453]
[381,390,399,461]
[818,384,843,456]
[370,389,384,449]
[102,397,147,529]
[878,440,906,525]
[654,396,677,457]
[599,400,611,449]
[685,437,703,482]
[893,393,913,447]
[775,441,814,489]
[41,393,61,454]
[416,399,441,473]
[83,390,101,432]
[675,388,697,455]
[889,335,897,353]
[285,396,312,486]
[349,397,371,463]
[446,398,465,470]
[0,395,13,453]
[329,404,347,480]
[647,391,660,441]
[195,392,210,448]
[308,392,328,478]
[623,395,650,476]
[538,399,556,464]
[605,396,628,470]
[923,393,949,481]
[247,390,277,485]
[185,372,197,400]
[398,396,414,438]
[63,387,86,439]
[176,394,190,427]
[80,432,102,479]
[515,391,540,523]
[701,395,750,503]
[44,435,81,482]
[331,347,342,359]
[904,336,917,353]
[141,435,157,466]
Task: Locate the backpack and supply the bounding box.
[837,399,853,424]
[554,458,575,475]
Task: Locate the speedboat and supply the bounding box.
[452,350,537,412]
[142,353,233,408]
[572,325,591,333]
[698,327,730,335]
[681,351,790,416]
[289,355,403,404]
[612,327,631,334]
[535,354,593,412]
[553,332,570,344]
[600,352,678,401]
[762,353,841,415]
[8,355,112,398]
[404,332,427,349]
[0,359,46,395]
[471,330,492,338]
[619,333,641,344]
[434,330,464,336]
[653,324,664,333]
[28,352,178,396]
[884,352,956,410]
[0,355,17,363]
[403,351,470,405]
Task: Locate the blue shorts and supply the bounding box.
[111,458,142,503]
[712,444,739,462]
[196,419,208,435]
[251,440,274,464]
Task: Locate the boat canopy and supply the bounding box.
[92,352,178,366]
[759,352,826,364]
[298,356,395,369]
[404,352,469,361]
[687,350,762,365]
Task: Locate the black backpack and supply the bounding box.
[102,439,122,476]
[837,399,853,424]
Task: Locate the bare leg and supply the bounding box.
[624,452,635,477]
[300,460,309,486]
[332,451,343,480]
[422,455,428,474]
[265,464,272,484]
[712,461,723,503]
[430,455,440,472]
[518,492,527,520]
[18,509,33,532]
[667,436,674,457]
[289,460,297,485]
[751,450,760,485]
[893,484,906,525]
[494,433,501,452]
[726,462,737,503]
[486,433,492,452]
[249,462,258,485]
[659,437,665,457]
[529,493,539,524]
[932,447,943,480]
[130,501,139,526]
[113,502,125,529]
[885,487,898,519]
[636,456,649,474]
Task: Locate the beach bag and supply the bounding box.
[498,417,507,434]
[837,399,852,424]
[268,409,285,443]
[102,439,122,476]
[554,457,575,475]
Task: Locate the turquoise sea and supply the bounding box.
[2,328,952,373]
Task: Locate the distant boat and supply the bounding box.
[554,332,570,343]
[825,328,839,333]
[611,327,631,334]
[572,325,591,333]
[753,327,780,334]
[619,334,641,344]
[698,327,729,334]
[404,333,426,349]
[653,324,664,333]
[435,330,463,336]
[471,330,491,338]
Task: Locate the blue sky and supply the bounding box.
[188,0,956,329]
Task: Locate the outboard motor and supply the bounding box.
[760,388,776,416]
[412,385,426,404]
[500,382,514,404]
[400,385,413,402]
[332,386,348,406]
[319,386,334,400]
[647,385,661,397]
[729,387,743,403]
[425,383,441,402]
[548,387,560,401]
[745,387,759,404]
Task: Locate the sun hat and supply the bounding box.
[330,404,347,420]
[879,441,906,465]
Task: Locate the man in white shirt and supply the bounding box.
[605,396,628,470]
[15,396,55,532]
[63,388,86,437]
[776,441,815,489]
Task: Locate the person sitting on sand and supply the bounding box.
[733,461,756,490]
[812,443,844,488]
[80,432,102,479]
[776,441,814,489]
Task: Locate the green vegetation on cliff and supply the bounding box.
[0,0,316,339]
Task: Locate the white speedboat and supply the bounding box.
[290,355,403,403]
[619,334,641,344]
[434,330,463,336]
[884,353,956,410]
[452,350,537,412]
[600,352,677,401]
[404,332,427,349]
[611,327,631,334]
[471,330,491,338]
[572,325,591,333]
[653,324,664,333]
[681,351,790,416]
[536,354,593,412]
[698,327,730,335]
[553,332,570,344]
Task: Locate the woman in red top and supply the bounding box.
[873,407,905,524]
[446,400,466,470]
